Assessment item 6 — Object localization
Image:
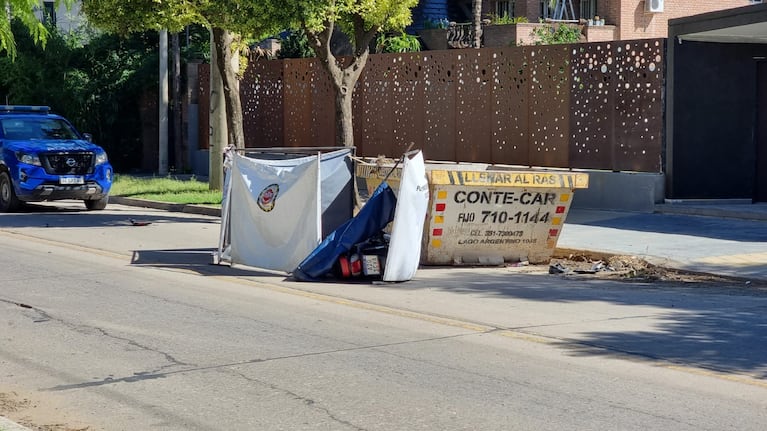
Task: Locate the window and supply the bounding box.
[0,119,77,140]
[543,0,582,19]
[540,0,549,18]
[496,1,516,18]
[43,1,56,27]
[580,0,597,20]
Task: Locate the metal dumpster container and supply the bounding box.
[356,161,589,265]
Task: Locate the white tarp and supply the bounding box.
[383,151,429,282]
[215,148,354,273]
[227,152,321,272]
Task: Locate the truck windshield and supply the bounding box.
[0,118,79,140]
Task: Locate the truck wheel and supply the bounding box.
[0,171,21,212]
[84,195,109,211]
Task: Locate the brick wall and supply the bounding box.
[514,0,542,20]
[494,1,754,39]
[613,0,754,40]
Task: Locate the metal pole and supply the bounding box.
[159,29,169,175]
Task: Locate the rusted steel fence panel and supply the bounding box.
[283,59,313,146]
[242,59,284,148]
[355,54,397,157]
[490,47,530,166]
[389,55,426,153]
[569,42,615,169]
[455,49,494,162]
[198,39,665,173]
[527,44,571,168]
[415,51,457,161]
[612,39,665,172]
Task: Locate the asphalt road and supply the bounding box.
[1,202,766,430]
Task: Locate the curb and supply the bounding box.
[109,196,221,217]
[0,416,31,431]
[109,196,767,283]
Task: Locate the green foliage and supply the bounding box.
[81,0,198,34]
[0,0,76,58]
[280,0,419,49]
[375,32,421,53]
[82,0,280,41]
[0,21,169,171]
[488,13,528,25]
[278,30,315,59]
[531,24,582,45]
[0,19,105,116]
[112,174,222,205]
[266,0,420,147]
[182,24,211,62]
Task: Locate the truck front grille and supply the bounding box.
[42,153,94,175]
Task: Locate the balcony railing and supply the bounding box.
[447,22,475,49]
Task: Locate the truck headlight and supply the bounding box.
[16,152,41,166]
[95,151,108,165]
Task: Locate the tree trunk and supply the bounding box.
[472,0,483,48]
[211,27,245,150]
[208,30,225,190]
[334,80,355,149]
[307,21,376,148]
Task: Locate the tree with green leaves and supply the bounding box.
[81,0,280,151]
[1,0,75,58]
[273,0,418,148]
[81,0,281,188]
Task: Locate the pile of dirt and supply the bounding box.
[549,252,752,285]
[0,391,31,413]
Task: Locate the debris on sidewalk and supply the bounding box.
[548,262,571,274]
[129,218,152,226]
[549,252,760,285]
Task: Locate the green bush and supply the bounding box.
[489,13,529,25]
[278,30,315,59]
[531,24,582,45]
[0,20,207,172]
[376,32,421,53]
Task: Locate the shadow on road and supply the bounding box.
[130,248,291,279]
[125,250,767,379]
[414,268,767,379]
[0,202,218,228]
[569,212,767,242]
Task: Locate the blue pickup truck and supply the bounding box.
[0,105,113,212]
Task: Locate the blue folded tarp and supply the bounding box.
[293,182,397,281]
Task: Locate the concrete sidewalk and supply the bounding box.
[110,196,767,283]
[558,203,767,283]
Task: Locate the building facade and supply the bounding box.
[416,0,760,40]
[34,0,85,34]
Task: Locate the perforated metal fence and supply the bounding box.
[198,39,665,173]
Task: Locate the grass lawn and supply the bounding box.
[111,175,223,206]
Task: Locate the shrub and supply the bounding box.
[489,13,529,25]
[278,30,315,59]
[531,24,582,45]
[376,33,421,53]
